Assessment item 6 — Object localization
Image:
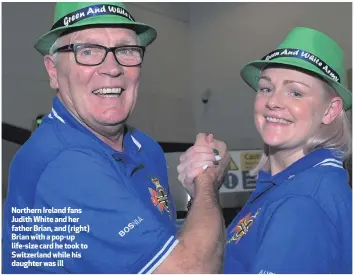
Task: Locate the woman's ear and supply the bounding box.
[322,97,343,124]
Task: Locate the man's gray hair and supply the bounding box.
[48,37,61,64]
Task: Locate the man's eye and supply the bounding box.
[117,48,139,56]
[120,49,132,55]
[82,49,92,56]
[78,47,101,56]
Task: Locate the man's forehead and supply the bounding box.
[65,27,138,43]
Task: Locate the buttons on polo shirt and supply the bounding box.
[113,155,123,162]
[112,154,145,177]
[288,175,295,180]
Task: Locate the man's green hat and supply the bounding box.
[241,27,352,110]
[34,2,157,55]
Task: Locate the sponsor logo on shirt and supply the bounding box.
[227,208,261,244]
[148,176,171,217]
[118,216,144,237]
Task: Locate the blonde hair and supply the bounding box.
[250,66,352,177]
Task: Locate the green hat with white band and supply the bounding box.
[34,2,157,56]
[241,27,352,110]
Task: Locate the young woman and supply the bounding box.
[178,27,352,273]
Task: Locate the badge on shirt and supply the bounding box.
[148,176,171,217]
[227,208,261,244]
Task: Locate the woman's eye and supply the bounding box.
[290,90,303,97]
[259,87,272,93]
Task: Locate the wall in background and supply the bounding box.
[2,141,21,199]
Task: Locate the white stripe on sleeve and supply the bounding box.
[138,236,179,274]
[318,163,343,169]
[314,158,342,167]
[145,239,179,274]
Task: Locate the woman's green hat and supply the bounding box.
[241,27,352,110]
[34,2,157,56]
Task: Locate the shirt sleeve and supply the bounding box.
[34,148,178,274]
[250,196,338,274]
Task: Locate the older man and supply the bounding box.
[3,2,230,274]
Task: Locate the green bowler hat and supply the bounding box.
[34,2,157,55]
[241,27,352,110]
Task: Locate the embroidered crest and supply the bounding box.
[227,208,261,244]
[148,177,171,217]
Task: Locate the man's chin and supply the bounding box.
[95,120,125,128]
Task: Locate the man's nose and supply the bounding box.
[97,52,124,77]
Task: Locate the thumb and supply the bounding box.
[195,133,208,145]
[206,134,214,144]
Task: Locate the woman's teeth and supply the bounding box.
[265,116,292,124]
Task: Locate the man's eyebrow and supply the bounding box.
[114,38,139,46]
[71,37,138,46]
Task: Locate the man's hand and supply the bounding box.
[155,133,228,274]
[177,133,231,197]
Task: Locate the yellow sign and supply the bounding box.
[229,158,238,170]
[241,152,262,171]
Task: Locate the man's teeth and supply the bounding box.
[265,116,292,124]
[93,88,122,95]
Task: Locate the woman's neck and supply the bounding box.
[268,147,305,176]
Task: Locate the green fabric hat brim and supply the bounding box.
[34,15,156,56]
[241,57,352,111]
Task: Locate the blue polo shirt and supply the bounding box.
[3,97,177,273]
[224,148,352,274]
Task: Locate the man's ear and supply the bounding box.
[44,55,59,89]
[322,97,343,124]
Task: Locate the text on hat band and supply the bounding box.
[51,4,135,31]
[262,48,340,83]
